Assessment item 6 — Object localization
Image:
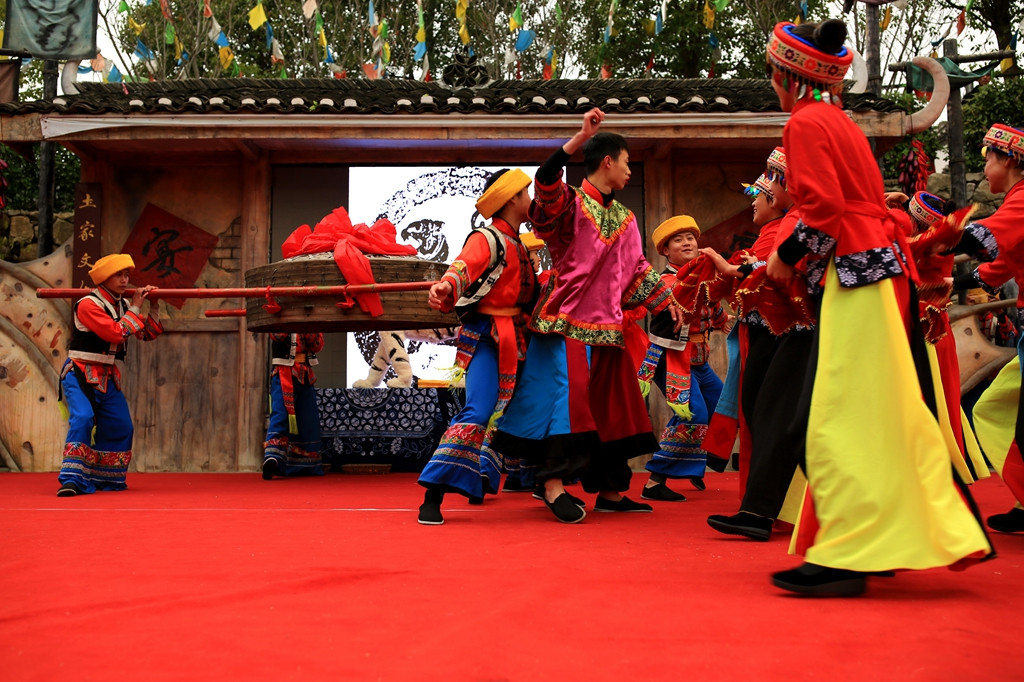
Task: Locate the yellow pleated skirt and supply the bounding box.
[972,356,1020,482]
[797,264,991,571]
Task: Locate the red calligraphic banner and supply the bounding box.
[121,203,219,309]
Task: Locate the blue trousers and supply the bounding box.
[264,372,324,477]
[57,363,134,494]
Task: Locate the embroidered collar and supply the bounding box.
[582,178,614,207]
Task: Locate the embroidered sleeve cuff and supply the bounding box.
[955,223,998,262]
[791,219,836,257]
[442,266,469,300]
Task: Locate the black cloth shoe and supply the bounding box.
[987,507,1024,533]
[771,563,868,596]
[707,511,772,541]
[261,458,278,480]
[417,502,444,525]
[594,496,653,513]
[543,493,586,523]
[56,482,82,497]
[532,488,585,508]
[641,483,686,502]
[688,476,706,491]
[706,454,729,473]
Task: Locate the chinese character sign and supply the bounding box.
[3,0,99,60]
[72,184,103,289]
[122,203,219,309]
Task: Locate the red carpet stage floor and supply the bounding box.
[2,472,1021,681]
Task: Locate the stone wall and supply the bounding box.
[0,210,74,262]
[885,172,1004,219]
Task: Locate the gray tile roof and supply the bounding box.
[0,77,903,117]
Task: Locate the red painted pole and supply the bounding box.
[36,281,438,299]
[203,309,247,318]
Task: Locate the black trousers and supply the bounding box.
[739,324,815,519]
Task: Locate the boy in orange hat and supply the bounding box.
[417,168,539,524]
[56,254,162,496]
[637,216,729,500]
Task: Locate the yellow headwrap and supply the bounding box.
[475,169,532,220]
[519,230,545,251]
[653,216,700,253]
[89,253,136,286]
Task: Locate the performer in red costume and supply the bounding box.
[952,123,1024,532]
[57,254,163,497]
[763,19,991,595]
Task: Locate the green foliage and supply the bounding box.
[0,144,82,213]
[962,77,1024,173]
[92,0,835,82]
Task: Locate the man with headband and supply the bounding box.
[56,254,162,496]
[417,168,539,525]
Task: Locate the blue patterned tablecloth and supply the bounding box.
[317,388,463,472]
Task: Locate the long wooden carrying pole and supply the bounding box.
[35,281,437,300]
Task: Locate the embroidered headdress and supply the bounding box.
[89,253,135,286]
[766,21,852,100]
[743,173,774,198]
[908,192,945,230]
[764,146,787,186]
[982,123,1024,161]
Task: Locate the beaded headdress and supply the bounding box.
[764,147,787,187]
[742,173,773,199]
[766,22,852,102]
[908,192,945,230]
[982,123,1024,162]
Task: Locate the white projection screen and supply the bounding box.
[346,165,539,385]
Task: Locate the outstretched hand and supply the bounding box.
[699,247,740,277]
[581,108,604,138]
[428,280,454,311]
[131,284,156,309]
[564,108,605,156]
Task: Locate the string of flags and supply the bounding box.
[72,0,1017,86]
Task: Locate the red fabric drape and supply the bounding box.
[281,207,417,316]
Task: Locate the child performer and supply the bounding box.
[57,254,162,496]
[491,109,681,523]
[764,19,991,595]
[952,123,1024,532]
[637,216,729,501]
[417,169,537,525]
[263,332,326,479]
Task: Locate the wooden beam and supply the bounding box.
[233,139,261,161]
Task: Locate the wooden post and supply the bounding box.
[864,5,882,97]
[943,39,968,210]
[36,60,59,258]
[238,152,271,471]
